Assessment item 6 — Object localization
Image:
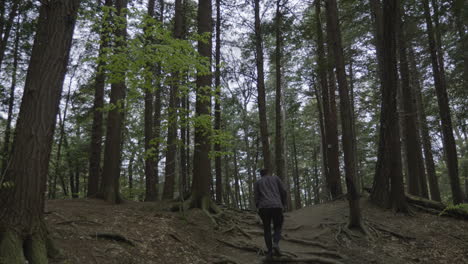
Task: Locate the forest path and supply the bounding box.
[45,198,468,264]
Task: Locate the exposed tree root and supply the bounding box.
[216,238,264,255]
[264,256,344,264]
[284,224,303,231]
[299,249,345,259]
[283,234,329,249]
[57,219,102,226]
[367,222,416,241]
[92,233,135,247]
[222,225,252,240]
[211,254,241,264]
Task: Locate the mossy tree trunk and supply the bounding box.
[0,1,80,263]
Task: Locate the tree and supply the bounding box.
[214,0,223,204]
[315,0,342,199]
[163,0,184,200]
[99,0,128,204]
[0,0,19,72]
[397,5,428,198]
[188,0,219,213]
[254,0,273,172]
[274,0,288,199]
[88,0,113,198]
[325,0,363,228]
[143,0,158,201]
[408,45,441,201]
[422,0,464,204]
[0,1,80,262]
[370,0,409,212]
[1,16,20,174]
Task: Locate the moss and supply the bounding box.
[0,230,25,264]
[439,203,468,216]
[24,233,48,264]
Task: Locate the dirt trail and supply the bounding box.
[45,199,468,264]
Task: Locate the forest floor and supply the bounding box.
[45,197,468,264]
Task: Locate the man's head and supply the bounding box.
[259,168,269,177]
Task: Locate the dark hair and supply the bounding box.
[259,168,269,177]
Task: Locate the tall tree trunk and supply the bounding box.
[190,0,217,211]
[315,0,342,199]
[408,45,441,201]
[0,0,19,72]
[0,1,79,262]
[292,124,302,209]
[312,76,330,200]
[326,0,363,228]
[452,0,467,97]
[233,149,241,209]
[143,0,158,202]
[88,0,112,197]
[1,17,19,175]
[254,0,272,172]
[313,145,321,205]
[422,0,464,204]
[163,0,183,200]
[99,0,128,204]
[275,0,286,183]
[398,7,428,198]
[214,0,223,204]
[371,0,409,212]
[147,0,165,201]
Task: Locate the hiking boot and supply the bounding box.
[272,244,282,257]
[264,251,273,260]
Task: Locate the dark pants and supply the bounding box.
[258,208,284,253]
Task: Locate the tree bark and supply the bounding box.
[292,123,302,209]
[99,0,128,204]
[254,0,273,172]
[190,0,215,211]
[0,0,19,72]
[233,149,242,209]
[422,0,464,204]
[87,0,112,198]
[408,45,441,201]
[325,0,363,227]
[163,0,183,200]
[143,0,158,201]
[214,0,223,204]
[1,17,19,175]
[316,0,342,199]
[0,1,79,262]
[371,0,409,212]
[398,7,428,198]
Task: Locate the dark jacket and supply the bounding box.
[254,175,287,209]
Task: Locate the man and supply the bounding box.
[254,168,287,259]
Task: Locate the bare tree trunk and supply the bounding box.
[0,1,79,262]
[398,7,428,198]
[233,149,242,209]
[313,145,321,205]
[190,0,215,211]
[99,0,128,204]
[163,0,183,200]
[214,0,223,204]
[315,0,342,199]
[0,0,19,72]
[371,0,409,213]
[88,0,112,197]
[254,0,272,172]
[1,17,19,175]
[292,124,302,209]
[325,0,364,227]
[408,45,441,201]
[422,0,464,204]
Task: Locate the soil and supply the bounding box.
[45,198,468,264]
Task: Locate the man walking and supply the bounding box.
[254,168,287,258]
